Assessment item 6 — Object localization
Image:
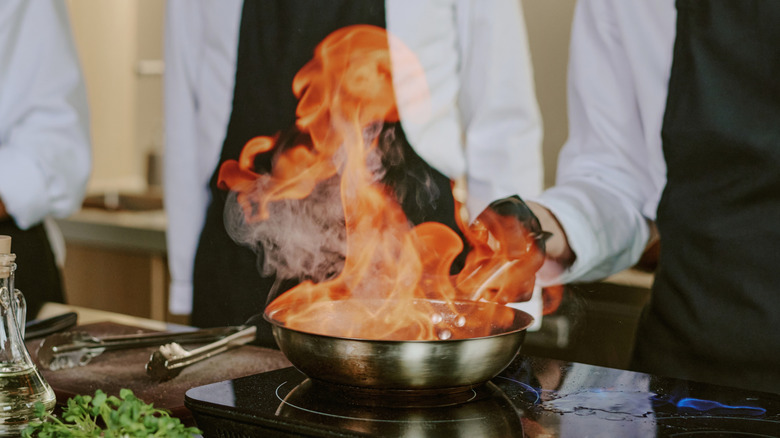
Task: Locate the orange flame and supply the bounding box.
[219,25,543,340]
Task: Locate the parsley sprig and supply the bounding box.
[21,388,201,437]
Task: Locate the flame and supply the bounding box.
[542,285,564,315]
[219,25,543,340]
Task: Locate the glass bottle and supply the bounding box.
[0,236,56,435]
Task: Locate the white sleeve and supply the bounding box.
[456,0,544,216]
[534,0,654,283]
[0,0,91,229]
[164,0,204,315]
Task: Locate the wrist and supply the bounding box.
[526,201,575,268]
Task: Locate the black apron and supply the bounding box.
[632,0,780,393]
[192,0,462,348]
[0,220,64,318]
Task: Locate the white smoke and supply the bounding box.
[224,175,347,283]
[223,122,390,284]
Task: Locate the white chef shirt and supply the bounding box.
[0,0,91,230]
[164,0,543,315]
[534,0,676,284]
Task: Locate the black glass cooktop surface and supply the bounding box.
[185,356,780,437]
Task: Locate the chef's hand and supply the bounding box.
[457,195,551,303]
[481,195,551,255]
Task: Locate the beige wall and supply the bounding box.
[524,0,577,188]
[66,0,164,194]
[135,0,166,189]
[67,0,574,194]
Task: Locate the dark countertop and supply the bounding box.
[502,356,780,437]
[32,305,779,437]
[26,309,291,427]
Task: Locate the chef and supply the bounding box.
[164,0,543,346]
[0,0,91,317]
[527,0,780,393]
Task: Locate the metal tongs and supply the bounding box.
[37,325,245,371]
[145,324,257,382]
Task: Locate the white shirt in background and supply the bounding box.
[0,0,91,229]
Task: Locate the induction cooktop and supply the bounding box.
[185,356,780,437]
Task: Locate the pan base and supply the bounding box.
[304,378,495,408]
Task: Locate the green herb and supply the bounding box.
[21,388,202,437]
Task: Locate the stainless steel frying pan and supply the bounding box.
[265,299,534,391]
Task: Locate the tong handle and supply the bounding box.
[145,325,257,381]
[25,312,78,340]
[165,326,257,370]
[52,326,244,354]
[99,325,242,344]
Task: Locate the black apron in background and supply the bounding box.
[192,0,462,348]
[632,0,780,393]
[0,220,64,318]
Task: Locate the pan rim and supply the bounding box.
[263,298,535,343]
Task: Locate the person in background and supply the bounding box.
[525,0,780,393]
[164,0,544,346]
[0,0,91,317]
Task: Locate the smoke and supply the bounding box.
[224,174,346,283]
[223,122,442,285]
